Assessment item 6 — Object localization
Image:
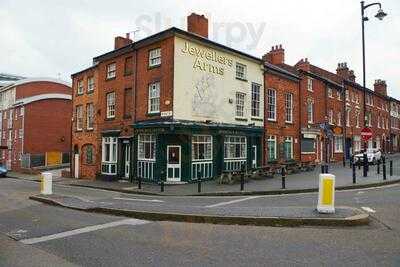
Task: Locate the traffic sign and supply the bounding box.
[361,127,373,141]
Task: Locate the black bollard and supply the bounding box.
[281,167,286,189]
[363,152,368,177]
[160,170,165,192]
[352,162,356,184]
[197,170,202,193]
[138,175,142,190]
[390,160,393,176]
[383,157,387,180]
[321,164,325,174]
[240,165,245,191]
[377,161,380,174]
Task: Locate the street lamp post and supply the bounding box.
[360,1,387,177]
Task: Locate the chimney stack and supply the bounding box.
[187,13,209,38]
[114,34,133,50]
[262,44,285,65]
[374,79,387,96]
[336,62,349,78]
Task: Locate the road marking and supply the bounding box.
[20,219,149,245]
[361,207,376,213]
[205,196,261,208]
[113,197,164,203]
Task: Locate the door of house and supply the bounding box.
[124,144,131,179]
[74,154,79,178]
[167,145,181,182]
[252,145,257,168]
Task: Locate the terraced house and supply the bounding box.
[71,13,266,182]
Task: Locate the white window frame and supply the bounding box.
[328,88,333,98]
[148,82,160,114]
[235,63,247,80]
[307,102,313,124]
[284,137,293,160]
[149,48,161,67]
[86,103,94,130]
[138,134,156,160]
[224,136,247,160]
[251,83,261,118]
[18,129,23,139]
[329,109,334,125]
[267,89,276,121]
[267,135,277,161]
[307,78,313,92]
[235,92,245,118]
[76,105,83,131]
[77,80,84,95]
[337,112,342,126]
[192,135,213,161]
[346,109,351,127]
[87,76,95,92]
[101,137,118,175]
[285,93,293,123]
[106,63,116,79]
[106,92,115,119]
[334,136,343,153]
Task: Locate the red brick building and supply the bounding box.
[0,78,72,171]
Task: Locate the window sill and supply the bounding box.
[301,152,315,155]
[87,90,94,95]
[76,93,84,96]
[251,117,263,122]
[148,64,161,70]
[105,77,116,81]
[267,119,277,122]
[75,129,83,132]
[86,128,94,132]
[235,117,248,122]
[147,112,160,117]
[235,77,247,82]
[285,121,293,124]
[104,117,115,121]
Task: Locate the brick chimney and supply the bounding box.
[262,45,285,65]
[374,79,387,96]
[336,62,350,78]
[187,13,208,38]
[295,58,310,72]
[114,33,133,50]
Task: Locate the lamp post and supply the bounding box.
[361,1,387,177]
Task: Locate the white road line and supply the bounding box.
[361,207,376,213]
[205,196,261,208]
[113,197,164,203]
[20,219,149,245]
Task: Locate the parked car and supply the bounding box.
[354,149,382,165]
[0,164,7,177]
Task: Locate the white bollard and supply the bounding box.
[40,172,53,195]
[317,173,335,214]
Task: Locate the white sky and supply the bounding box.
[1,0,398,97]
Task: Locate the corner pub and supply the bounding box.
[71,13,265,183]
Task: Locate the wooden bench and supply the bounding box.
[219,170,250,185]
[282,161,301,174]
[300,161,317,172]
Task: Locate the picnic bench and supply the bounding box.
[218,170,251,185]
[300,161,317,171]
[250,164,279,179]
[282,160,300,174]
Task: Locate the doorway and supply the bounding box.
[167,145,181,182]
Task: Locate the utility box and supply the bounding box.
[40,172,53,195]
[317,174,335,213]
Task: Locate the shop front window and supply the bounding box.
[283,137,293,160]
[192,135,212,161]
[224,136,247,159]
[138,134,155,160]
[101,137,117,175]
[267,136,277,161]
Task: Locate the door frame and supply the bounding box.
[166,145,181,182]
[124,143,131,179]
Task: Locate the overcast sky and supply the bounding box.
[1,0,399,97]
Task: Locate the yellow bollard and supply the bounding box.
[317,174,335,214]
[40,172,53,195]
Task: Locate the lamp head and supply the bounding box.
[375,8,387,20]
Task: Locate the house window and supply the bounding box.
[148,82,160,113]
[307,78,313,91]
[101,137,118,175]
[378,116,381,128]
[334,136,343,152]
[346,109,351,127]
[138,134,155,160]
[301,138,315,153]
[337,112,342,126]
[251,83,260,117]
[76,105,83,131]
[124,88,133,117]
[192,135,212,161]
[87,76,95,92]
[236,92,245,117]
[106,92,115,119]
[354,136,361,152]
[355,111,360,128]
[20,107,24,116]
[235,63,247,80]
[77,80,84,95]
[366,112,372,127]
[328,88,333,98]
[329,109,334,125]
[86,103,94,130]
[85,145,94,164]
[307,101,313,123]
[124,56,133,75]
[106,63,116,79]
[149,48,161,67]
[267,89,276,121]
[345,90,350,101]
[224,136,247,159]
[285,93,293,123]
[267,136,277,161]
[337,90,342,101]
[18,129,23,138]
[284,137,293,160]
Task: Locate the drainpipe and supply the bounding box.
[298,76,302,164]
[342,82,346,166]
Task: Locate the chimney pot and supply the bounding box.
[187,13,209,38]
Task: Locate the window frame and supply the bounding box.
[224,136,247,160]
[106,63,116,79]
[267,89,276,121]
[235,63,247,80]
[77,80,84,95]
[106,92,116,119]
[148,48,161,68]
[87,76,95,93]
[235,92,246,118]
[266,135,277,161]
[86,103,94,130]
[148,82,160,114]
[192,135,213,161]
[76,105,83,131]
[138,134,156,161]
[251,83,261,117]
[285,93,293,123]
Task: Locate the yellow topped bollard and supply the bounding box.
[317,173,335,214]
[40,172,53,195]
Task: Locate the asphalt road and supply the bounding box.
[0,178,399,266]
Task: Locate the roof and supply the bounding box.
[0,73,25,88]
[264,62,300,81]
[0,77,71,92]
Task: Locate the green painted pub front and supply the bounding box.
[132,120,263,183]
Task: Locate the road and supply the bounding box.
[0,178,399,266]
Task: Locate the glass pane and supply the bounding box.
[168,147,180,164]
